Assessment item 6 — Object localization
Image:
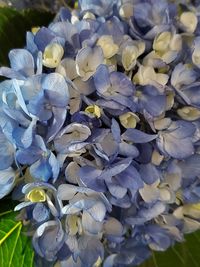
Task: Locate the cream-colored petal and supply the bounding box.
[119,112,140,128]
[154,118,172,130]
[170,34,182,51]
[97,35,119,59]
[153,32,171,52]
[156,73,169,86]
[122,45,138,71]
[43,43,64,68]
[180,11,198,33]
[177,106,200,121]
[151,149,164,166]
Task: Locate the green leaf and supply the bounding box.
[0,209,34,267]
[0,7,54,66]
[140,231,200,267]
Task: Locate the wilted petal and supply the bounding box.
[94,132,118,159]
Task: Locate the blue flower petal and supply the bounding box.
[0,132,15,170]
[122,129,157,143]
[139,163,160,184]
[78,235,104,266]
[32,203,49,222]
[42,73,69,107]
[0,168,16,199]
[30,158,52,182]
[79,166,106,192]
[8,49,34,77]
[33,220,65,261]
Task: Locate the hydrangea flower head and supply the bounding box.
[1,0,200,266]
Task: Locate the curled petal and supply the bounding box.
[33,220,65,261]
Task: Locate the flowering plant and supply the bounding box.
[1,0,200,266]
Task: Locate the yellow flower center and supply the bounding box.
[85,105,101,118]
[26,189,46,203]
[31,27,40,35]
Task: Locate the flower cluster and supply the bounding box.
[1,0,200,266]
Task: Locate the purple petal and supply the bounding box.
[122,129,157,143]
[78,236,104,266]
[178,154,200,178]
[79,166,106,192]
[139,163,160,184]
